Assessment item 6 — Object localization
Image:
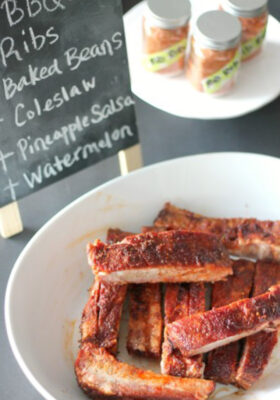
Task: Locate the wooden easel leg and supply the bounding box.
[118,143,143,175]
[0,202,23,238]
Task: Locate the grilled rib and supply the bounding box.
[127,283,163,358]
[108,228,164,359]
[80,278,127,353]
[166,285,280,357]
[154,203,280,261]
[80,228,131,352]
[161,283,205,378]
[236,261,280,389]
[88,230,232,284]
[204,260,255,384]
[75,342,215,400]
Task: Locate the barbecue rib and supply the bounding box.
[236,261,280,389]
[154,203,280,261]
[166,285,280,357]
[161,283,205,378]
[88,230,232,284]
[80,277,127,353]
[80,228,131,352]
[75,342,215,400]
[108,228,164,359]
[205,260,255,384]
[106,228,134,244]
[127,283,163,358]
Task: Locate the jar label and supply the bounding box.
[142,38,187,72]
[242,26,267,60]
[201,49,241,94]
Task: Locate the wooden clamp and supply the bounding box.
[118,143,143,175]
[0,202,23,239]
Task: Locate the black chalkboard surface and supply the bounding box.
[0,0,139,207]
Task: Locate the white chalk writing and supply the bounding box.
[0,26,59,67]
[1,0,67,28]
[0,0,137,206]
[65,32,123,71]
[14,75,96,127]
[0,149,15,172]
[3,58,62,100]
[3,178,19,201]
[23,124,134,189]
[16,94,134,161]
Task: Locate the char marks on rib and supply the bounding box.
[161,283,205,378]
[127,283,163,358]
[106,228,134,244]
[236,261,280,389]
[75,342,215,400]
[88,230,232,284]
[166,285,280,357]
[205,260,255,384]
[154,203,280,261]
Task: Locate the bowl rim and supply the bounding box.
[4,151,280,400]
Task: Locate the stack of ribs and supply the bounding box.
[75,202,280,400]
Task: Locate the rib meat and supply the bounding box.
[166,285,280,357]
[154,203,280,261]
[251,261,280,296]
[80,277,127,353]
[108,228,164,359]
[142,226,169,233]
[80,228,131,352]
[106,228,134,244]
[236,261,280,389]
[75,342,215,400]
[127,283,163,358]
[204,260,255,384]
[161,283,205,378]
[88,230,232,284]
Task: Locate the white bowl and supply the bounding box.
[5,152,280,400]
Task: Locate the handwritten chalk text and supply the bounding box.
[23,124,134,189]
[65,32,123,71]
[3,58,62,100]
[16,95,135,160]
[1,0,67,27]
[0,149,15,172]
[15,76,96,127]
[0,26,59,67]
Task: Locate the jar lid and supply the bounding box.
[194,10,242,51]
[145,0,191,29]
[222,0,268,18]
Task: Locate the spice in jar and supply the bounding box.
[186,11,242,95]
[142,0,191,75]
[221,0,268,61]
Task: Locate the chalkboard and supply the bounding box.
[0,0,139,208]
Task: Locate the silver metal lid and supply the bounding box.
[222,0,268,18]
[194,10,242,50]
[145,0,191,29]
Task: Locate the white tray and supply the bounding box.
[124,1,280,119]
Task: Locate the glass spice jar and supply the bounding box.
[142,0,191,75]
[186,11,242,95]
[221,0,268,61]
